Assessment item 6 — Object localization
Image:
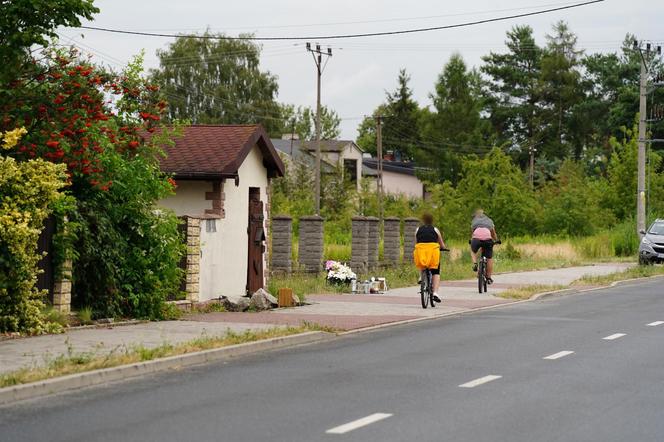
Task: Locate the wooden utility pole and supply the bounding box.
[528,145,535,189]
[634,41,661,236]
[306,43,332,215]
[375,115,384,223]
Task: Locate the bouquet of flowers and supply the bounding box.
[325,260,357,285]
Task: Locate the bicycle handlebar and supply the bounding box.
[467,239,502,245]
[440,247,450,252]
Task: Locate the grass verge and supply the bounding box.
[497,284,566,300]
[0,325,327,389]
[573,264,664,286]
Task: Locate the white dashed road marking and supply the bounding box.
[543,350,574,360]
[326,413,393,435]
[459,375,502,388]
[647,321,664,327]
[603,333,626,340]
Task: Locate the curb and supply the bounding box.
[0,331,333,406]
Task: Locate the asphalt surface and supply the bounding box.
[1,278,663,442]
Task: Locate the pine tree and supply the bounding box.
[481,25,543,168]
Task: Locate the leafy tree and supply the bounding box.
[419,54,494,183]
[539,160,606,236]
[481,25,543,167]
[279,104,341,140]
[355,104,388,155]
[150,33,282,135]
[454,149,540,237]
[0,0,98,83]
[2,48,184,319]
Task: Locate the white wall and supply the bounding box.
[382,171,424,199]
[159,145,269,302]
[158,181,211,216]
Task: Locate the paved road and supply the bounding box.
[1,277,663,442]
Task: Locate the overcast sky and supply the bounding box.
[59,0,662,139]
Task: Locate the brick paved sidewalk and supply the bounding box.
[0,263,632,375]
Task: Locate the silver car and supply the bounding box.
[639,219,664,265]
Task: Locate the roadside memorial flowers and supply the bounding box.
[325,260,357,285]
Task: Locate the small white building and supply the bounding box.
[362,158,426,199]
[157,125,284,302]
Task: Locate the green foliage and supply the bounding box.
[279,105,341,140]
[149,33,282,135]
[0,0,98,83]
[77,307,93,325]
[0,156,67,333]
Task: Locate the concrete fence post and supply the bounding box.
[298,215,324,273]
[403,217,420,265]
[351,216,369,273]
[271,215,292,274]
[366,216,380,270]
[383,217,401,266]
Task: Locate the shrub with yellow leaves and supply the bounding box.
[0,154,68,334]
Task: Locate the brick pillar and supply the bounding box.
[271,215,292,274]
[52,260,72,314]
[403,217,420,264]
[298,215,324,273]
[383,217,401,266]
[366,216,379,270]
[184,217,201,302]
[351,216,368,273]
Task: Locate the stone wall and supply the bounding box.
[366,216,379,270]
[351,216,368,273]
[403,217,420,264]
[271,215,292,273]
[298,215,324,272]
[383,217,401,265]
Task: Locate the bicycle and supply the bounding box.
[420,248,449,309]
[475,240,500,294]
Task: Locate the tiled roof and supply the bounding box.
[363,158,417,176]
[152,125,284,179]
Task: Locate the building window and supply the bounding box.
[343,159,357,182]
[205,219,217,233]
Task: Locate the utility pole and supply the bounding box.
[528,145,536,189]
[306,43,332,215]
[375,115,384,223]
[634,40,662,237]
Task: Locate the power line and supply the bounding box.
[77,0,605,41]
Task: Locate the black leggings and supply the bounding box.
[471,239,494,259]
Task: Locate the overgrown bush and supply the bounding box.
[0,152,67,333]
[1,49,184,321]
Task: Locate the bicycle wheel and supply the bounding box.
[420,271,429,308]
[428,271,436,307]
[478,260,485,293]
[483,267,488,292]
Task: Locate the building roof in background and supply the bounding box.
[270,138,336,172]
[152,125,285,180]
[363,158,418,177]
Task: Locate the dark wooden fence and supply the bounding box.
[36,216,56,302]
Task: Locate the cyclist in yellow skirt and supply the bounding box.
[413,213,447,302]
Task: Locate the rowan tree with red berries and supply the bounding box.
[1,48,185,320]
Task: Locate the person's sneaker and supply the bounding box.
[472,263,478,272]
[487,278,494,285]
[433,294,442,303]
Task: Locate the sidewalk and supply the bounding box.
[0,263,631,376]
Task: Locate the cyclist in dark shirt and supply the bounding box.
[415,213,447,302]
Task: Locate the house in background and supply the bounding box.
[362,156,426,200]
[271,136,366,190]
[157,125,284,302]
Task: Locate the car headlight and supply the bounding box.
[642,236,654,246]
